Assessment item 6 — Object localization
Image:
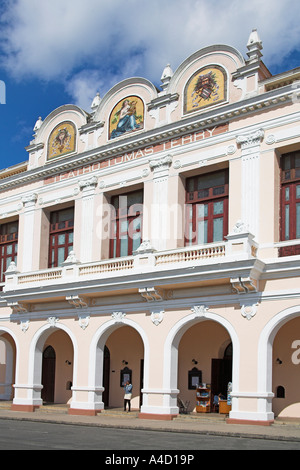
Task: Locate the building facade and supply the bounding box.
[1,30,300,424]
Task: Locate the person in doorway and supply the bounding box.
[124,380,133,412]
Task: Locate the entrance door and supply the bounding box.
[211,343,232,398]
[102,346,110,407]
[140,359,144,409]
[41,346,56,403]
[211,358,232,397]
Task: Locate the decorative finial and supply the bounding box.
[33,116,43,132]
[246,29,263,63]
[160,64,173,92]
[91,92,101,110]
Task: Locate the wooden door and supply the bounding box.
[140,359,144,409]
[41,346,56,403]
[102,346,110,407]
[211,358,232,398]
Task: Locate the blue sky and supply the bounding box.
[0,0,300,171]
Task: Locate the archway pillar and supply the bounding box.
[227,392,274,425]
[11,331,44,412]
[139,387,179,420]
[68,336,105,416]
[69,386,105,416]
[11,383,43,412]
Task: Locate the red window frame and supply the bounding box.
[185,170,228,246]
[109,190,143,258]
[280,151,300,256]
[0,221,18,282]
[48,208,74,268]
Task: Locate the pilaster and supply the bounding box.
[19,193,38,272]
[148,155,172,250]
[236,129,264,240]
[78,176,98,263]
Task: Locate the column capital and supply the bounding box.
[21,192,38,208]
[236,129,264,149]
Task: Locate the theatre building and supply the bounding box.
[1,30,300,425]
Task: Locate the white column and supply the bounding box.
[20,193,38,272]
[78,176,98,263]
[236,129,264,240]
[149,155,172,251]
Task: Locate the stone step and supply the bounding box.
[101,408,139,418]
[0,401,12,410]
[35,404,69,414]
[174,412,227,422]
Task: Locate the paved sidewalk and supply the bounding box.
[0,406,299,443]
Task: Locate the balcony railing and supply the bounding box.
[79,257,135,278]
[2,231,255,291]
[155,243,226,265]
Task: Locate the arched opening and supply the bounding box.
[104,326,144,410]
[38,329,74,405]
[41,345,56,403]
[272,316,300,418]
[87,317,149,415]
[0,333,16,401]
[178,320,232,413]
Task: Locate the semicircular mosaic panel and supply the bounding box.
[184,66,227,115]
[109,96,144,140]
[47,121,76,161]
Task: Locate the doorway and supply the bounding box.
[103,345,110,407]
[211,343,232,397]
[41,345,56,403]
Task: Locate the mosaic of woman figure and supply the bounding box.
[110,99,141,139]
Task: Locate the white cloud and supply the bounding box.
[1,0,300,109]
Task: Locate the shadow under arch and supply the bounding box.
[162,309,239,414]
[88,317,149,411]
[26,322,78,408]
[258,305,300,416]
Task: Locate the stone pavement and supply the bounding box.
[0,403,299,443]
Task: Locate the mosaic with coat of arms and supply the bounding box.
[109,96,144,140]
[47,121,76,160]
[184,66,226,114]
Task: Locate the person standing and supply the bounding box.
[124,380,133,412]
